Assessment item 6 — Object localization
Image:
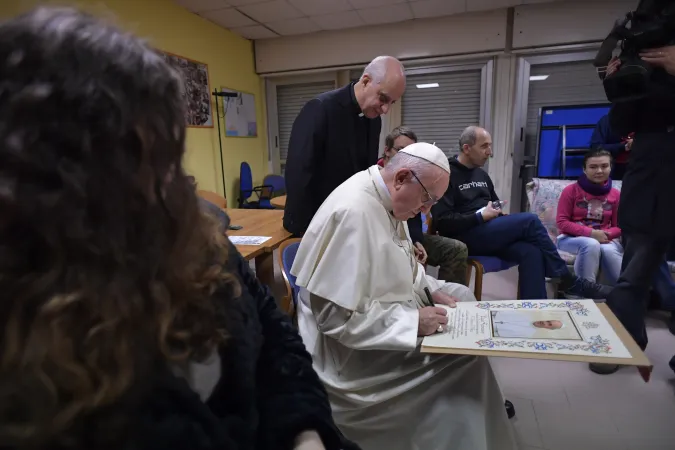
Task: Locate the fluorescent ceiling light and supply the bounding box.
[530,75,549,81]
[416,83,439,89]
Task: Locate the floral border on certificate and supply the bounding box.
[475,301,590,316]
[476,335,612,354]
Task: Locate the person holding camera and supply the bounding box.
[601,46,675,374]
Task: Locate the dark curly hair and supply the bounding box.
[0,6,236,447]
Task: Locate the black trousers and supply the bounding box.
[607,234,671,349]
[606,130,675,349]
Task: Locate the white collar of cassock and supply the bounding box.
[371,166,393,212]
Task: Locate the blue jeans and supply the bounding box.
[557,236,623,283]
[558,235,675,309]
[457,213,568,300]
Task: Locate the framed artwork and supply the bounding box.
[160,51,213,128]
[220,87,258,137]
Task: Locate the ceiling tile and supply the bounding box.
[237,0,303,23]
[311,10,365,30]
[230,24,280,39]
[410,0,466,19]
[266,17,322,35]
[227,0,269,5]
[467,0,519,12]
[357,3,412,25]
[348,0,407,8]
[288,0,352,16]
[201,7,258,27]
[174,0,231,13]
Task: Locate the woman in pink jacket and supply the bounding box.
[556,150,623,284]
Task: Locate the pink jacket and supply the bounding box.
[555,182,622,240]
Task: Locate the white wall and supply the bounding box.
[513,0,636,49]
[255,10,507,74]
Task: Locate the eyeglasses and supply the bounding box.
[410,171,438,207]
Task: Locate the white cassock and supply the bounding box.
[292,166,517,450]
[492,311,538,338]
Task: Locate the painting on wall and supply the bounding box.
[220,87,257,137]
[160,51,213,128]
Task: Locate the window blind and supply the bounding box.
[401,70,482,157]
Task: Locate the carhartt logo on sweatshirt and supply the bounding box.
[459,181,489,191]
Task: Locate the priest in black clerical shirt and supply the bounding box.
[283,56,406,236]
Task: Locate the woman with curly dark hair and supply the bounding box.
[0,7,356,450]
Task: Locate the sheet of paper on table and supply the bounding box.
[228,236,272,246]
[422,300,632,359]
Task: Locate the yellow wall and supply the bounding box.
[1,0,268,207]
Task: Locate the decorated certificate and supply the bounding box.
[422,300,632,359]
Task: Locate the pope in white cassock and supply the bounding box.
[291,143,517,450]
[492,311,564,339]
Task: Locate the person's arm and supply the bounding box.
[407,213,424,245]
[432,194,481,237]
[226,244,350,450]
[590,123,626,155]
[284,99,328,233]
[556,186,591,237]
[310,294,419,352]
[488,179,500,203]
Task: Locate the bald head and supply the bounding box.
[458,125,492,168]
[355,56,406,119]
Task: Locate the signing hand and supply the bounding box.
[606,56,622,76]
[432,290,458,308]
[418,306,448,336]
[413,242,428,264]
[590,229,610,244]
[481,202,501,222]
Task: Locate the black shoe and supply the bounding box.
[505,399,515,419]
[561,276,612,300]
[669,312,675,337]
[589,363,620,375]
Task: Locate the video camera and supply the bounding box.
[594,0,675,103]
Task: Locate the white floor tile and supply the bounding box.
[507,396,544,448]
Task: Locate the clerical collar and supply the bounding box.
[370,166,393,212]
[349,82,365,118]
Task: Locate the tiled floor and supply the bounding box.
[480,267,675,450]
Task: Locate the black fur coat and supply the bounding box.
[125,240,358,450]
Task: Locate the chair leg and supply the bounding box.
[467,259,485,301]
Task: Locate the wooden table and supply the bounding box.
[271,195,286,209]
[226,209,291,287]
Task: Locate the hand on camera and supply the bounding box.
[606,57,622,76]
[590,229,610,244]
[641,46,675,76]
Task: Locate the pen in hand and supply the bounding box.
[423,287,434,307]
